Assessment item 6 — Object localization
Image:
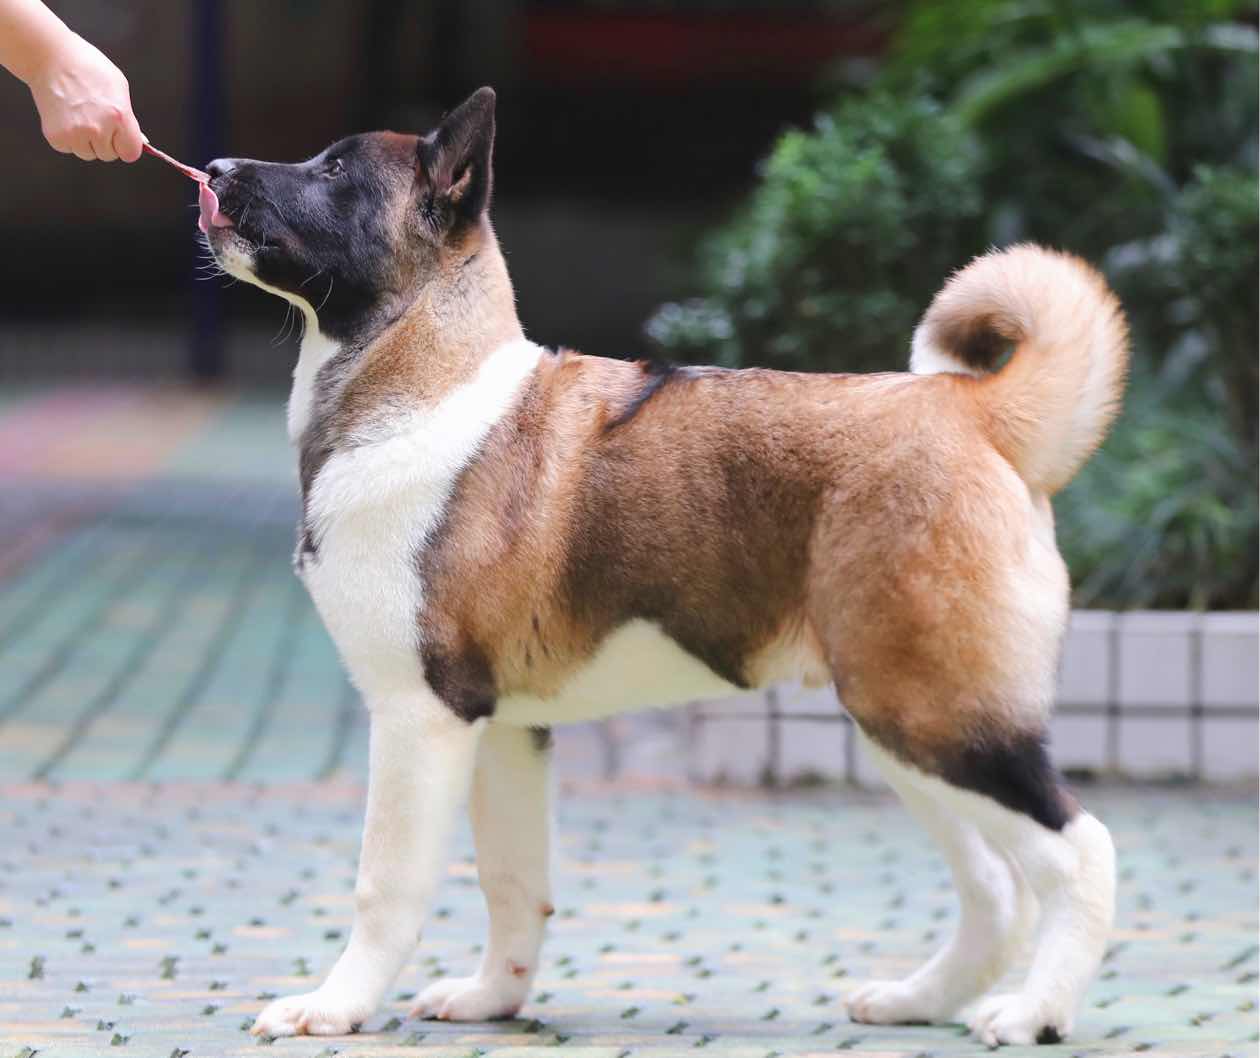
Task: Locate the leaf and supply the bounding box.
[953,21,1256,126]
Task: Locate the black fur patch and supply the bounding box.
[421,642,496,723]
[940,733,1074,832]
[1035,1025,1063,1045]
[529,726,553,752]
[934,313,1013,373]
[603,360,682,433]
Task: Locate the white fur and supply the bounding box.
[253,699,483,1037]
[498,618,739,726]
[254,338,545,1037]
[301,337,542,699]
[411,723,553,1022]
[211,231,342,445]
[211,232,338,445]
[288,328,341,442]
[909,325,981,377]
[855,739,1116,1046]
[1063,266,1119,479]
[849,746,1038,1026]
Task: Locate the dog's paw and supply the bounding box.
[251,989,370,1038]
[847,979,948,1025]
[967,993,1068,1047]
[410,975,525,1022]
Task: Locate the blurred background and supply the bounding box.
[0,0,1256,786]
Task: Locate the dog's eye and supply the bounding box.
[322,158,344,179]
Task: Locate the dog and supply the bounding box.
[199,86,1127,1047]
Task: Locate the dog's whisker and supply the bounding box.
[315,275,334,315]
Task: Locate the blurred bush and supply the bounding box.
[1056,367,1258,611]
[645,95,985,374]
[647,0,1258,610]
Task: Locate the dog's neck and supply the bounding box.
[372,225,526,402]
[289,220,530,522]
[288,221,524,445]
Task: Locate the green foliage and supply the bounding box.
[1167,165,1259,445]
[1058,371,1259,610]
[1064,162,1259,609]
[646,0,1258,610]
[646,95,985,374]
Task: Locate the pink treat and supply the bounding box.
[143,143,210,182]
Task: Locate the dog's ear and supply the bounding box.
[417,86,496,231]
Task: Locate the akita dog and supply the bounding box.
[199,87,1127,1047]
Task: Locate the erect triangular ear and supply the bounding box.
[417,86,496,230]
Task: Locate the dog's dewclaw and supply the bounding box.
[143,143,210,183]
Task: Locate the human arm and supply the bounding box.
[0,0,144,161]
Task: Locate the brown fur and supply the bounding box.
[407,240,1126,820]
[345,220,522,415]
[420,359,1047,756]
[419,358,853,702]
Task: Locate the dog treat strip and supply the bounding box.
[143,143,210,183]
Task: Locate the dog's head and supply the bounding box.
[201,87,496,341]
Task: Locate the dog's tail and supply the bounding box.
[910,243,1129,496]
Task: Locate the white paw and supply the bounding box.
[410,974,526,1022]
[847,979,948,1025]
[251,989,372,1038]
[968,992,1069,1047]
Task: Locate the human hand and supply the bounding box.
[27,31,144,161]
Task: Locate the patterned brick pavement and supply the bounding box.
[0,783,1256,1058]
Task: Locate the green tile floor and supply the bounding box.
[0,784,1256,1058]
[0,493,360,785]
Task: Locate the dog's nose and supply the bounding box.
[206,158,239,179]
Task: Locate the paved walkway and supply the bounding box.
[0,386,365,785]
[1,783,1256,1058]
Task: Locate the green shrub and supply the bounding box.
[1058,370,1259,610]
[646,95,985,374]
[1167,165,1259,447]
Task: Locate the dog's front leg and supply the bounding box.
[252,698,482,1038]
[411,722,553,1021]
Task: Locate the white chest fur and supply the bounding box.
[288,328,342,442]
[299,338,542,700]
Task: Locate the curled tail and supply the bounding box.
[911,244,1129,495]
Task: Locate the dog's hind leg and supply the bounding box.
[847,747,1037,1026]
[962,785,1115,1045]
[857,736,1115,1047]
[412,722,553,1022]
[252,696,483,1038]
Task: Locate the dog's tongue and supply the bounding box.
[197,181,233,233]
[141,143,229,232]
